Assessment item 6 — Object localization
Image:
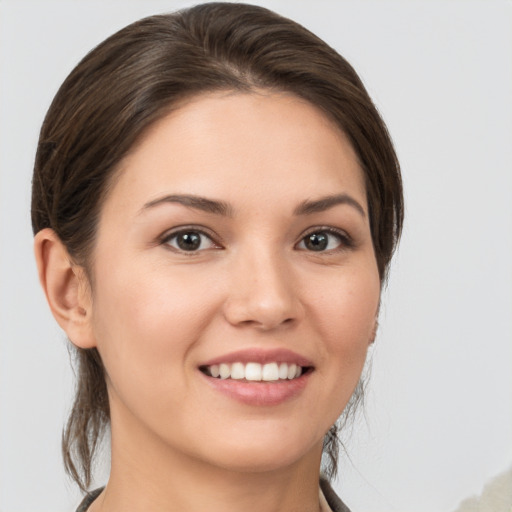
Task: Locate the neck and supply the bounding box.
[91,408,325,512]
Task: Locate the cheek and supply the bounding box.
[309,262,380,388]
[89,259,219,388]
[314,262,379,339]
[88,260,225,442]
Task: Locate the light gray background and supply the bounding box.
[1,1,511,511]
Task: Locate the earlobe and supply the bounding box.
[34,228,96,349]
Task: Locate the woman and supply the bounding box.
[32,3,403,511]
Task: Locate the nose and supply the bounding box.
[222,248,304,330]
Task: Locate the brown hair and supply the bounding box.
[32,2,403,492]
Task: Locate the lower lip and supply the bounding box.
[200,372,311,406]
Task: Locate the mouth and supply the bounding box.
[199,362,313,382]
[198,349,314,405]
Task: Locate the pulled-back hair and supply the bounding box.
[32,2,403,492]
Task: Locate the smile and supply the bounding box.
[199,349,314,405]
[201,362,307,381]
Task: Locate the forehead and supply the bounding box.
[107,91,367,215]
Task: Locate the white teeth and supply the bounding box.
[278,362,289,380]
[205,362,306,381]
[231,362,245,380]
[262,362,279,381]
[219,363,230,379]
[245,362,262,381]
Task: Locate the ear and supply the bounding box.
[369,308,380,345]
[369,319,379,345]
[34,228,96,349]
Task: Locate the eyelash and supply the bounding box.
[159,226,353,254]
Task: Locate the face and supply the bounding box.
[86,91,380,475]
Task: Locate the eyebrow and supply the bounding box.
[140,192,366,218]
[294,194,366,217]
[141,194,233,216]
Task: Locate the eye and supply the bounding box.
[162,229,219,252]
[296,229,351,252]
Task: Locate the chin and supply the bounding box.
[193,430,323,474]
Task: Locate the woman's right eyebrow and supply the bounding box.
[140,194,234,217]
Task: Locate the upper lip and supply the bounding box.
[200,348,314,368]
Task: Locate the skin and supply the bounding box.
[35,91,380,512]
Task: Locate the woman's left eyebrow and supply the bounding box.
[140,194,233,216]
[294,194,366,218]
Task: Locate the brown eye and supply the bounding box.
[164,230,217,252]
[304,232,329,251]
[297,229,349,252]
